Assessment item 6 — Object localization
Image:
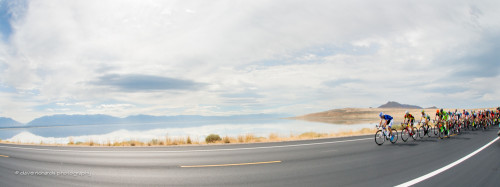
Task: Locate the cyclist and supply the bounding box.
[463,109,469,126]
[379,112,394,141]
[420,110,430,126]
[472,111,477,128]
[496,107,500,126]
[439,109,450,136]
[419,110,431,135]
[434,109,441,122]
[455,110,462,129]
[404,111,416,134]
[497,108,500,136]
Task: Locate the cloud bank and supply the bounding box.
[0,0,500,122]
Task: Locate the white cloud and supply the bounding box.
[1,0,500,122]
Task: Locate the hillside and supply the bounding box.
[378,101,422,109]
[25,113,284,127]
[0,117,23,127]
[293,105,497,125]
[293,101,433,125]
[292,108,425,125]
[27,114,121,126]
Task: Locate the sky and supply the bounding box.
[0,0,499,123]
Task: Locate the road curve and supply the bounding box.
[0,127,499,186]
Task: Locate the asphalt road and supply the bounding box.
[0,127,499,187]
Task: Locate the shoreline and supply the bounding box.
[0,128,376,147]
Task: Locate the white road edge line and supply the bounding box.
[396,136,500,187]
[0,137,372,153]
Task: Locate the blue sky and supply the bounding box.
[0,0,500,123]
[0,1,13,41]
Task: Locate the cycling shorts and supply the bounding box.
[386,119,393,128]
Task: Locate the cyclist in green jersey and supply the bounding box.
[441,109,450,135]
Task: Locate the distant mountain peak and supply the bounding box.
[0,117,23,127]
[24,113,285,127]
[378,101,422,109]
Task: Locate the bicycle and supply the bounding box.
[375,124,398,145]
[450,120,461,135]
[417,121,432,138]
[400,122,418,142]
[438,121,450,139]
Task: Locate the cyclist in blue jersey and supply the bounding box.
[379,112,394,141]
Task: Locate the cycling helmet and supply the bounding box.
[421,110,425,114]
[379,112,383,117]
[405,110,409,114]
[440,109,443,113]
[436,109,439,113]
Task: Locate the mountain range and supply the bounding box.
[0,113,285,127]
[0,117,23,127]
[377,101,423,109]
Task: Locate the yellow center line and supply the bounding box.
[0,154,9,158]
[180,160,282,168]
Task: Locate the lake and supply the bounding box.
[0,119,374,144]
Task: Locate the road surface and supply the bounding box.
[1,127,499,186]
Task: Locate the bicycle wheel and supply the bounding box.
[438,126,445,139]
[375,130,385,145]
[410,127,418,140]
[390,129,398,144]
[433,125,439,136]
[426,126,432,137]
[418,126,425,138]
[401,128,409,142]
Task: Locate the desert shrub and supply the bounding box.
[150,139,159,145]
[205,134,221,143]
[187,136,192,144]
[223,136,231,143]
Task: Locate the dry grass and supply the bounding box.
[0,127,377,147]
[268,133,280,141]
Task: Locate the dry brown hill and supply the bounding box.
[292,107,496,125]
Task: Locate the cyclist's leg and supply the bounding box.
[387,119,393,136]
[383,121,388,135]
[425,119,429,132]
[410,119,413,133]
